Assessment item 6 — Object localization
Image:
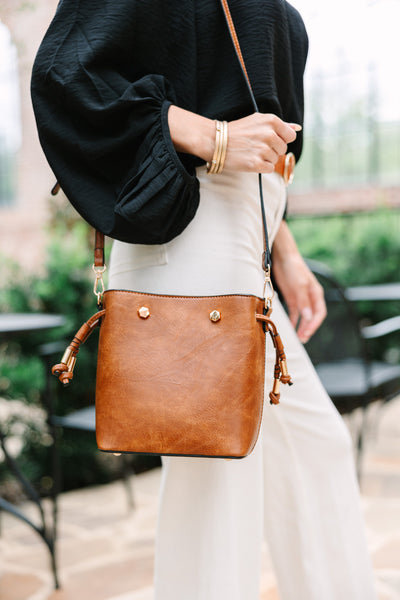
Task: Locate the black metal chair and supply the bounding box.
[50,406,134,508]
[39,342,135,544]
[304,259,400,476]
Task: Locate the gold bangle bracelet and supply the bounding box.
[216,121,228,174]
[207,120,228,175]
[207,120,222,174]
[214,121,224,174]
[213,121,223,173]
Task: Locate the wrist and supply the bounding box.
[197,117,216,162]
[168,105,215,162]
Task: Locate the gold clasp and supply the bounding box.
[263,267,275,312]
[92,264,107,306]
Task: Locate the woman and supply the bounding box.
[31,1,377,598]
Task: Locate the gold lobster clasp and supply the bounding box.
[92,264,107,306]
[263,266,275,313]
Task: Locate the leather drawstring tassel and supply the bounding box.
[256,313,293,404]
[52,310,105,385]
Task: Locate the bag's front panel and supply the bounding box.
[95,290,265,457]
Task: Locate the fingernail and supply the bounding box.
[302,307,312,321]
[290,123,302,132]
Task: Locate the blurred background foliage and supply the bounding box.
[0,200,108,500]
[289,208,400,366]
[0,198,162,501]
[0,201,399,500]
[289,209,400,287]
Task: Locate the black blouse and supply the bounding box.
[31,0,308,243]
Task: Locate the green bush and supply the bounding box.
[0,200,158,499]
[288,208,400,364]
[288,209,400,287]
[0,202,114,498]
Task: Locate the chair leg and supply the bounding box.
[42,355,61,588]
[50,426,62,584]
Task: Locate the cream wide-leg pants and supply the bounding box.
[109,167,377,600]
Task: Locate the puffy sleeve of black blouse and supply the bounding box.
[31,1,199,244]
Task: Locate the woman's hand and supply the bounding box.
[272,222,327,343]
[224,113,300,172]
[168,106,300,172]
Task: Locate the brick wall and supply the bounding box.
[0,0,58,272]
[288,186,400,217]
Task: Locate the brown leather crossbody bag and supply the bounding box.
[52,0,293,458]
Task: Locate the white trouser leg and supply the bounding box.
[154,440,264,600]
[261,300,377,600]
[154,299,377,600]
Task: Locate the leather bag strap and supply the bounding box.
[94,230,105,267]
[219,0,271,272]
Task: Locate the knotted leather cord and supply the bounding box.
[219,0,271,271]
[52,309,106,385]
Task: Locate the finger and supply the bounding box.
[286,284,311,336]
[297,287,327,343]
[270,139,288,158]
[298,314,320,343]
[309,285,327,332]
[271,117,298,144]
[263,130,288,158]
[297,307,314,343]
[261,146,280,165]
[257,160,275,174]
[287,303,300,329]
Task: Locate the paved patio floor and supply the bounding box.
[1,397,400,600]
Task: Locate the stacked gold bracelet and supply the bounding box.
[206,120,228,174]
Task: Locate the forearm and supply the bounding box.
[272,220,302,262]
[271,220,327,342]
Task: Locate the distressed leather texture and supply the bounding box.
[96,289,266,458]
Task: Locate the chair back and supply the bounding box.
[304,259,371,413]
